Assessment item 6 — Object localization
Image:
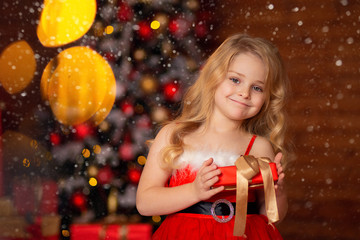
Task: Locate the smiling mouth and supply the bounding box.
[229,98,250,107]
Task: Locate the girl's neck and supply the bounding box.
[204,114,244,134]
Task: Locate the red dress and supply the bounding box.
[152,136,283,240]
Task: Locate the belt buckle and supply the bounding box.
[210,199,234,223]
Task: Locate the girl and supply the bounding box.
[136,33,289,239]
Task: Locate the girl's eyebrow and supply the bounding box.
[228,70,265,85]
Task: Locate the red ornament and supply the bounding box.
[117,1,133,22]
[137,21,152,40]
[195,22,208,38]
[118,142,134,161]
[104,52,116,62]
[168,17,191,38]
[50,132,61,145]
[128,168,141,184]
[168,19,179,34]
[127,69,140,81]
[71,192,87,211]
[136,115,151,129]
[163,82,180,101]
[121,101,134,116]
[74,124,93,140]
[97,166,114,185]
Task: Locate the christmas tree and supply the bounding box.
[39,0,217,238]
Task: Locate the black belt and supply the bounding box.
[179,201,259,216]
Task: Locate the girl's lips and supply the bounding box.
[229,98,250,107]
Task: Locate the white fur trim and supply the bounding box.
[177,150,240,170]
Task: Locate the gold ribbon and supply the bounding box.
[118,225,128,240]
[233,155,279,236]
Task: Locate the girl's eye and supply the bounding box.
[230,77,240,84]
[253,86,263,92]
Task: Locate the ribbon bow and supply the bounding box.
[233,155,279,236]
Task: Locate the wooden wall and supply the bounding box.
[213,1,360,239]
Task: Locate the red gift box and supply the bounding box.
[70,223,152,240]
[0,215,60,240]
[211,156,280,236]
[213,162,278,190]
[13,179,58,215]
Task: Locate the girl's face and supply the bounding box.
[213,52,267,122]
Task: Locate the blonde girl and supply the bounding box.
[136,33,289,239]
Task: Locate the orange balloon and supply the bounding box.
[0,41,36,94]
[41,46,116,126]
[37,0,96,47]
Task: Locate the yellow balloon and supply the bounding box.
[41,46,116,126]
[0,41,36,94]
[89,71,116,126]
[37,0,97,47]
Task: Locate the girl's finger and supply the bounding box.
[208,186,224,196]
[201,168,221,182]
[198,158,215,173]
[203,175,220,188]
[274,152,282,164]
[201,158,214,168]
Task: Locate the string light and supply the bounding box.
[82,148,91,158]
[137,156,147,165]
[105,25,114,34]
[93,145,101,154]
[150,20,161,30]
[152,215,161,223]
[89,177,98,186]
[62,230,70,237]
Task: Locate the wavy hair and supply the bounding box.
[159,33,289,169]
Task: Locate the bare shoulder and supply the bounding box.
[250,135,275,160]
[152,123,176,144]
[147,122,177,157]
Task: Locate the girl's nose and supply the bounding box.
[238,86,250,98]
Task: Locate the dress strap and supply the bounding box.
[244,135,257,155]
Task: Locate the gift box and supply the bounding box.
[13,178,58,215]
[70,223,152,240]
[213,162,278,189]
[0,197,16,216]
[214,155,280,237]
[0,214,60,240]
[0,216,29,239]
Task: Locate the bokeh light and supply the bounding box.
[152,215,161,223]
[37,0,96,47]
[23,158,30,168]
[140,75,158,94]
[0,40,36,94]
[89,177,98,187]
[150,20,161,30]
[105,25,114,34]
[87,165,99,177]
[61,230,70,238]
[30,140,38,149]
[41,46,116,126]
[137,156,147,165]
[93,145,101,154]
[82,148,90,158]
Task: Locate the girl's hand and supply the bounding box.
[274,152,285,193]
[191,158,224,201]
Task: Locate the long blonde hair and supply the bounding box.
[159,33,289,168]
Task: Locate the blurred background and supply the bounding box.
[0,0,359,239]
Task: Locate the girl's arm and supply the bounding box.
[251,137,288,222]
[136,124,224,216]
